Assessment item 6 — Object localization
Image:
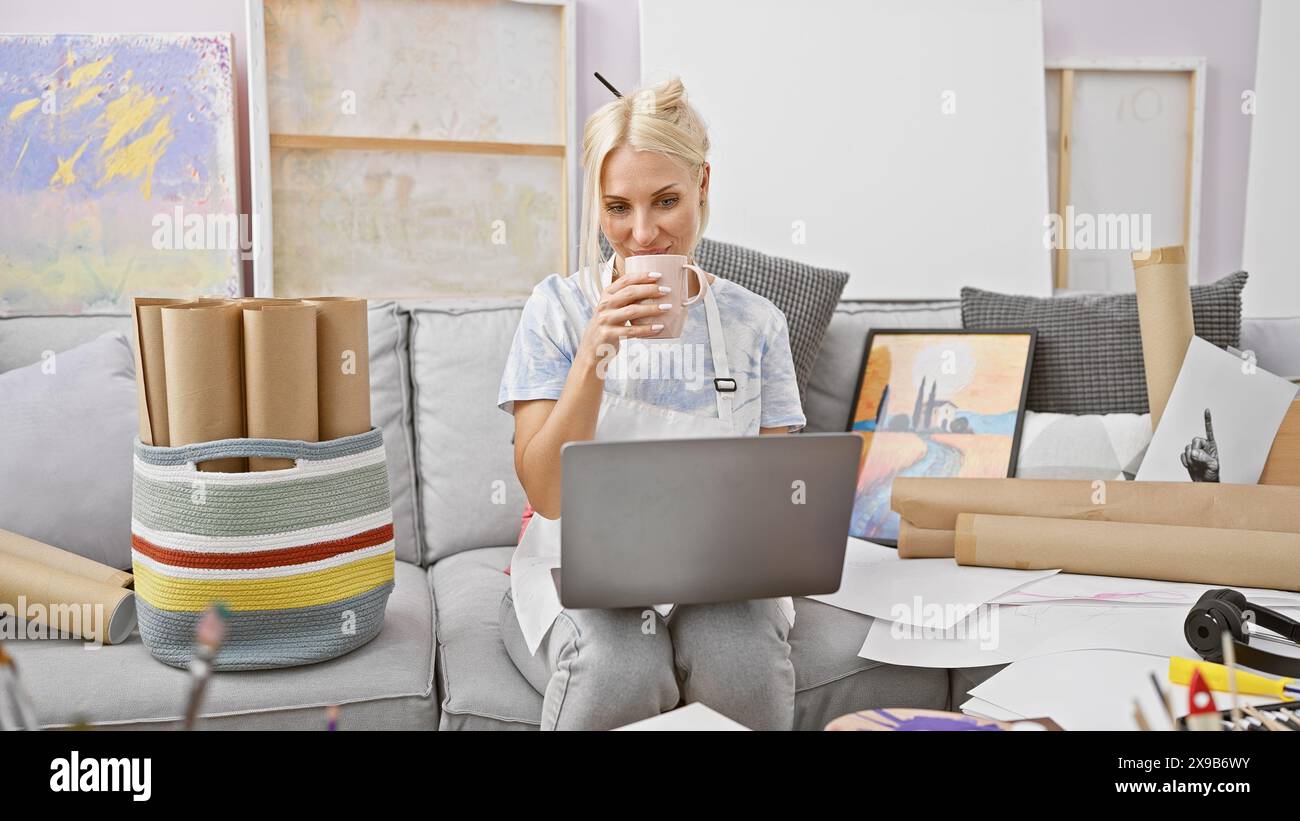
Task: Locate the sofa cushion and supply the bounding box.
[4,560,436,729]
[960,271,1248,414]
[410,300,529,563]
[804,301,962,433]
[695,237,850,405]
[368,302,422,565]
[431,546,547,730]
[0,332,138,568]
[430,545,948,730]
[1242,316,1300,380]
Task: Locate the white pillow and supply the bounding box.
[1015,411,1152,480]
[0,332,138,568]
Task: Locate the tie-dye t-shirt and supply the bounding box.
[497,268,806,434]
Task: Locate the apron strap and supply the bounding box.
[702,283,735,429]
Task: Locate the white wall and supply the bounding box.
[1242,0,1300,317]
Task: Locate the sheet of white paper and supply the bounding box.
[859,602,1193,668]
[1136,336,1298,483]
[994,571,1300,609]
[960,697,1026,722]
[808,538,1058,629]
[613,702,749,731]
[968,650,1280,731]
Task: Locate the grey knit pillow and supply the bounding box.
[693,237,850,405]
[961,271,1248,414]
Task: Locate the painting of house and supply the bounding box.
[847,330,1034,544]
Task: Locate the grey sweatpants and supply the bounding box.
[500,589,796,731]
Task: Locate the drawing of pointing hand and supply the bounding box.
[1180,407,1219,483]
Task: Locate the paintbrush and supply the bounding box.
[1132,698,1152,731]
[594,71,622,98]
[1243,705,1291,731]
[183,603,228,730]
[1222,631,1243,731]
[1148,671,1177,730]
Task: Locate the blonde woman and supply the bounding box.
[496,77,806,731]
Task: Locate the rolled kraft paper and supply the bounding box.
[0,554,137,644]
[954,513,1300,592]
[131,297,190,446]
[0,528,133,589]
[896,519,957,559]
[1133,245,1192,429]
[1260,399,1300,486]
[161,300,246,472]
[891,477,1300,558]
[243,303,319,471]
[303,297,370,440]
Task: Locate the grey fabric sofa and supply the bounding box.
[4,297,1296,730]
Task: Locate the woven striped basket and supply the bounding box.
[130,428,395,670]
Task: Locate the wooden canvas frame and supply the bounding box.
[1046,57,1206,289]
[243,0,576,297]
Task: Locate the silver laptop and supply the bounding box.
[556,433,859,609]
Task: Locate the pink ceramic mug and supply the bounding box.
[622,254,709,339]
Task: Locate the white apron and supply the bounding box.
[509,260,797,655]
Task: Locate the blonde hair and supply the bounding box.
[577,76,711,307]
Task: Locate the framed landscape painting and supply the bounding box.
[846,329,1036,545]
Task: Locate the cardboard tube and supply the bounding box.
[0,553,137,644]
[954,513,1300,592]
[897,519,957,558]
[1261,399,1300,486]
[0,528,133,589]
[892,477,1300,557]
[161,300,246,472]
[131,297,189,446]
[303,298,370,440]
[243,302,319,470]
[1133,245,1192,428]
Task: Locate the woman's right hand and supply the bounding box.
[576,271,674,370]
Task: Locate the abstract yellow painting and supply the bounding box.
[0,34,241,314]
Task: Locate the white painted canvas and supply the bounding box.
[1243,0,1300,317]
[1136,336,1298,484]
[639,0,1052,300]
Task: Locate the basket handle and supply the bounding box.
[136,427,384,471]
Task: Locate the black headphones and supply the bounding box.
[1184,588,1300,677]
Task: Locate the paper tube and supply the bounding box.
[0,528,133,589]
[896,519,959,559]
[243,302,319,470]
[1134,245,1192,428]
[0,553,136,644]
[954,513,1300,592]
[131,297,188,446]
[303,298,370,440]
[161,299,246,472]
[1261,399,1300,486]
[892,477,1300,558]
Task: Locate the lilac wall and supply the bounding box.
[1042,0,1262,281]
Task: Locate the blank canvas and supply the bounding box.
[639,0,1052,300]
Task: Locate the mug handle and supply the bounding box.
[680,263,710,307]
